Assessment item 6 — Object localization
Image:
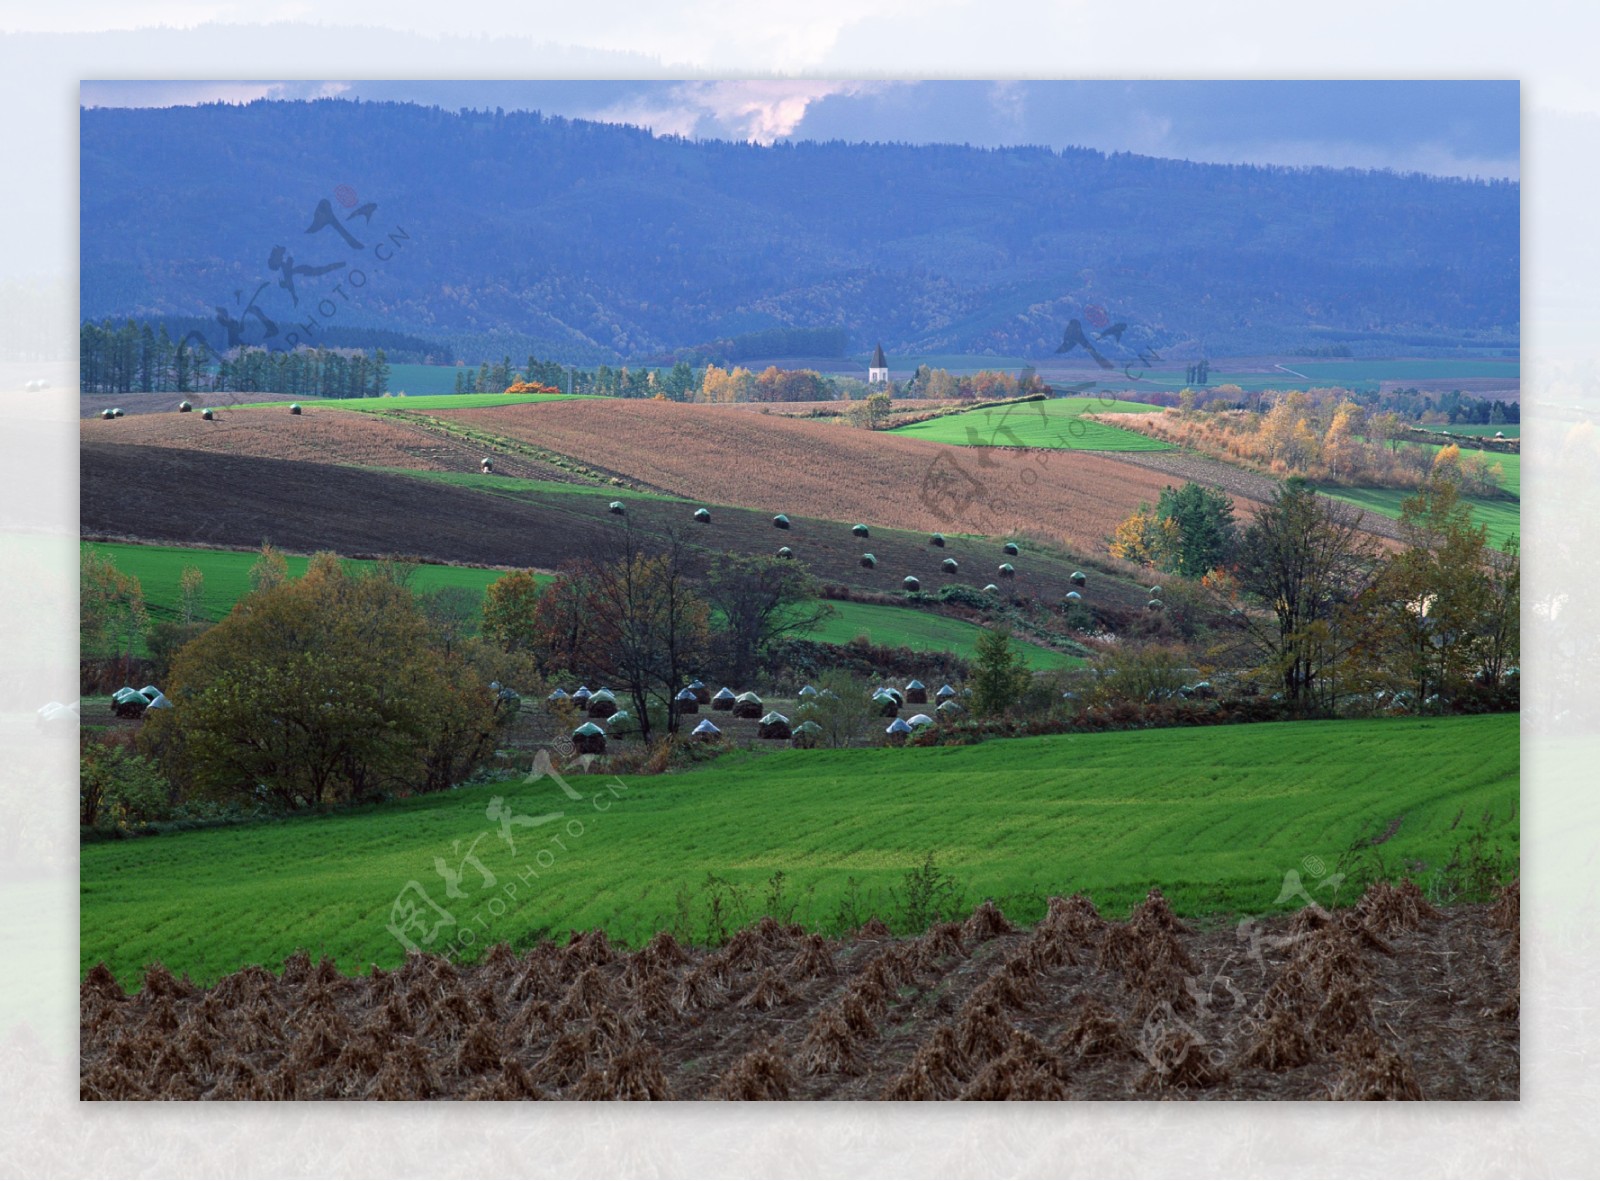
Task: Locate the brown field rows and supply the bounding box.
[441,400,1220,556]
[80,885,1518,1101]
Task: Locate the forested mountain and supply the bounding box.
[80,100,1519,363]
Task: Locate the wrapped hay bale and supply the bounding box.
[674,688,700,714]
[691,718,722,742]
[941,558,958,573]
[1003,542,1020,556]
[929,533,945,548]
[571,722,606,755]
[902,576,920,592]
[852,523,870,538]
[773,514,790,530]
[777,546,794,560]
[711,687,737,712]
[906,713,934,729]
[792,719,823,748]
[757,712,792,740]
[885,717,913,746]
[905,679,928,704]
[689,679,711,704]
[586,688,618,718]
[860,553,876,569]
[732,692,764,719]
[935,684,958,702]
[693,508,711,523]
[998,563,1015,579]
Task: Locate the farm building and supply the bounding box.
[868,342,889,384]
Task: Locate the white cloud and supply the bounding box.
[587,79,894,144]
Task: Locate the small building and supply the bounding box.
[868,342,889,385]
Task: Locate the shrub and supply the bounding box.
[81,733,171,828]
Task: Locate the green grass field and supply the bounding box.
[810,600,1082,670]
[79,714,1518,986]
[84,541,533,627]
[1323,488,1521,550]
[891,396,1171,451]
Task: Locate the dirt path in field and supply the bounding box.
[81,886,1517,1101]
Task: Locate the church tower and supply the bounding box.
[868,342,888,385]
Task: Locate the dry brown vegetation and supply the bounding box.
[81,884,1517,1101]
[440,400,1216,557]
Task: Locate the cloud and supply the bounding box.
[587,79,893,144]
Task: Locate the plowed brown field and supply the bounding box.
[80,884,1518,1101]
[438,400,1224,555]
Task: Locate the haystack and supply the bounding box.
[546,688,570,706]
[586,688,618,719]
[1147,598,1164,611]
[711,687,736,712]
[1003,542,1020,556]
[936,699,964,718]
[289,403,302,415]
[757,712,793,740]
[904,679,928,704]
[608,501,626,515]
[732,691,764,719]
[571,685,593,706]
[906,713,934,729]
[852,524,870,538]
[572,722,606,755]
[689,679,711,704]
[860,553,876,569]
[941,558,958,573]
[797,685,818,700]
[201,408,215,420]
[1071,571,1087,587]
[902,576,920,592]
[935,684,957,702]
[691,719,722,742]
[693,508,711,523]
[885,717,913,745]
[773,514,790,530]
[873,691,900,718]
[777,547,794,560]
[480,457,493,473]
[792,719,823,748]
[982,583,999,594]
[178,401,192,413]
[929,533,945,548]
[674,688,700,714]
[1064,590,1082,602]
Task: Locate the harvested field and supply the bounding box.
[79,442,1158,615]
[436,400,1222,556]
[79,405,580,483]
[79,886,1518,1101]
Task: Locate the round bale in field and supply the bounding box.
[572,722,607,755]
[1071,571,1087,587]
[852,523,870,538]
[289,403,302,415]
[674,688,700,714]
[732,691,764,719]
[178,401,192,413]
[773,514,791,530]
[941,558,958,574]
[983,583,999,594]
[1147,598,1164,611]
[100,409,114,420]
[1064,590,1082,602]
[693,507,711,523]
[904,679,928,704]
[1003,542,1020,556]
[903,575,920,592]
[201,408,215,420]
[998,563,1015,579]
[757,711,792,740]
[586,688,618,718]
[692,718,722,742]
[929,533,945,548]
[711,687,736,712]
[609,501,626,515]
[480,457,494,473]
[792,719,823,748]
[861,553,876,569]
[777,546,794,560]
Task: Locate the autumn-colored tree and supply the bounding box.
[248,541,289,594]
[178,565,206,626]
[1109,504,1180,568]
[145,553,502,809]
[481,569,550,654]
[80,546,148,666]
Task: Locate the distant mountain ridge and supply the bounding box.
[79,99,1519,363]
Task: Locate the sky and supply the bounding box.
[76,79,1521,180]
